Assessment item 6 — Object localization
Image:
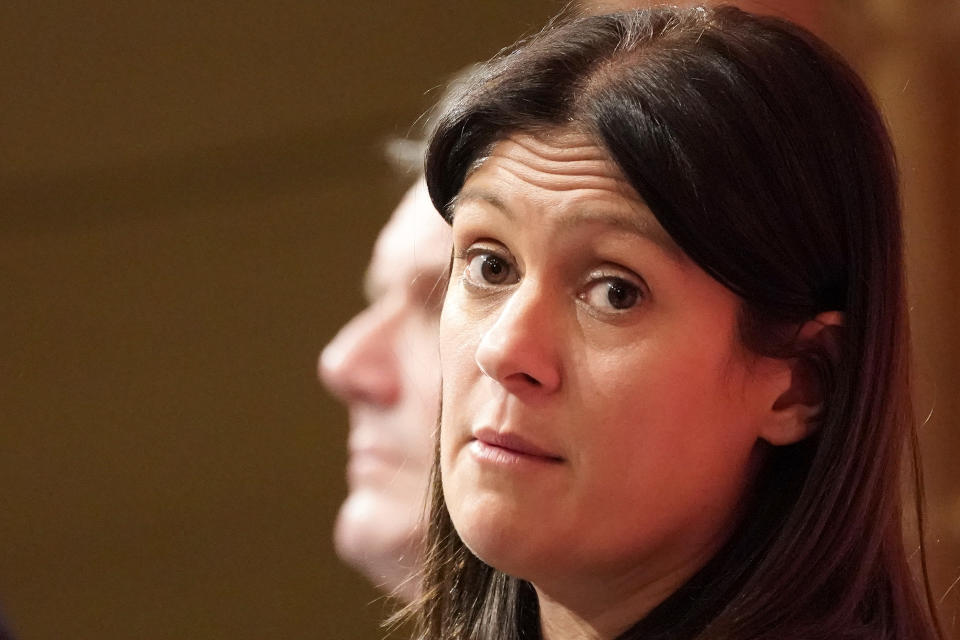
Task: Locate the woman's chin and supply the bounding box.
[452,509,555,582]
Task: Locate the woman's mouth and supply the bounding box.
[469,427,564,466]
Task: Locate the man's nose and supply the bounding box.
[319,303,401,408]
[473,282,562,398]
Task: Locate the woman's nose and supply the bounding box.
[473,283,561,396]
[319,303,401,408]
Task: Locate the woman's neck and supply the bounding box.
[533,542,719,640]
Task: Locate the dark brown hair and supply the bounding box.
[410,6,942,639]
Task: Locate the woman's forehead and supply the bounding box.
[461,129,637,202]
[454,130,685,262]
[492,128,608,162]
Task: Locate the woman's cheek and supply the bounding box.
[438,303,480,455]
[439,300,484,384]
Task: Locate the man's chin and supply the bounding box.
[333,492,423,597]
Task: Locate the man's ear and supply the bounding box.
[759,311,844,446]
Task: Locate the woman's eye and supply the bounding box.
[581,277,641,312]
[465,252,517,286]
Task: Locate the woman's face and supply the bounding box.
[439,129,780,601]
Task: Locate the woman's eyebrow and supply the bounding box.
[450,189,515,221]
[453,188,683,263]
[555,210,684,262]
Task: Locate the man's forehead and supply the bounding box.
[378,181,450,264]
[365,180,451,297]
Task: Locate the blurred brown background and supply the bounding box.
[0,2,956,639]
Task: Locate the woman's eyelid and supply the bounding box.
[455,241,521,290]
[587,263,647,294]
[454,234,506,257]
[462,240,519,271]
[577,272,646,316]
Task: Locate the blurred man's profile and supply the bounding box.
[319,176,450,600]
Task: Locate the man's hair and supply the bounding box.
[384,64,484,176]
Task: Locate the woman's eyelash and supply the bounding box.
[455,244,647,312]
[460,247,518,288]
[581,276,642,312]
[454,243,510,267]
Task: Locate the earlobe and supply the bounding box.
[758,311,844,447]
[760,400,824,446]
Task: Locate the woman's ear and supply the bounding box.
[759,311,844,446]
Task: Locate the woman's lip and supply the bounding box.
[471,427,563,461]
